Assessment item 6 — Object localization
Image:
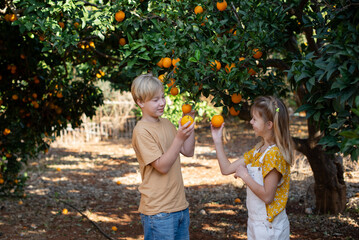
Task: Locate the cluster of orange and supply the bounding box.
[157,58,181,96]
[210,49,262,76]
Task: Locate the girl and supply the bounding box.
[211,96,294,240]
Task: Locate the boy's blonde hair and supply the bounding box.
[251,96,294,165]
[131,73,164,104]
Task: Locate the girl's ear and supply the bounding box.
[267,121,273,130]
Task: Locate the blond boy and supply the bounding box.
[131,73,195,240]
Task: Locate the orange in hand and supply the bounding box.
[211,115,224,128]
[182,104,192,114]
[181,115,194,128]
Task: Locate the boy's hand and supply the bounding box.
[210,122,224,143]
[183,109,196,119]
[234,165,249,180]
[177,118,195,141]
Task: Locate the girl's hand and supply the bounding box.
[234,165,249,180]
[210,122,225,143]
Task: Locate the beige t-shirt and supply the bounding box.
[132,118,189,215]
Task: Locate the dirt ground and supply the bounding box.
[0,117,358,240]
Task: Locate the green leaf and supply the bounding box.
[195,50,200,61]
[189,57,198,63]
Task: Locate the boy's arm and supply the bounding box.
[235,167,281,204]
[180,110,196,157]
[211,123,245,175]
[151,121,194,174]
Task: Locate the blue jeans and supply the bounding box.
[140,208,190,240]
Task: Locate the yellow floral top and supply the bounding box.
[244,146,290,222]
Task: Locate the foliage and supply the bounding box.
[288,3,359,159]
[133,89,222,128]
[1,0,359,195]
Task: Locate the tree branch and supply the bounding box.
[57,198,114,240]
[257,59,290,71]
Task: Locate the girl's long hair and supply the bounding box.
[251,96,294,165]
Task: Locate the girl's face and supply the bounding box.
[250,109,268,138]
[138,90,166,122]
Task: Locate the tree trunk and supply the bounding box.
[293,138,347,214]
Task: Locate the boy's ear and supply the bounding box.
[136,99,144,108]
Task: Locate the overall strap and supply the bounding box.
[258,145,276,164]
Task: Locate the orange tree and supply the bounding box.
[1,0,358,214]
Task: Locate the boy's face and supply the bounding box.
[138,90,166,121]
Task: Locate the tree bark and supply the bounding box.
[293,138,347,214]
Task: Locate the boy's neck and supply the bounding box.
[141,114,160,123]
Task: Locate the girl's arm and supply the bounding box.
[211,123,245,175]
[235,166,281,204]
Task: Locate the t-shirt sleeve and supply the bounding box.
[244,148,255,165]
[133,129,163,165]
[262,148,288,180]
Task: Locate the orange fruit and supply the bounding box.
[3,128,11,135]
[96,73,102,78]
[229,106,240,116]
[62,208,68,214]
[12,94,18,100]
[56,168,61,172]
[225,63,235,73]
[57,92,63,98]
[194,6,204,14]
[253,48,263,59]
[34,76,40,84]
[234,198,241,203]
[18,200,23,205]
[119,38,126,46]
[162,57,172,68]
[74,22,80,28]
[195,82,203,90]
[217,1,227,11]
[112,226,118,231]
[9,14,17,22]
[167,78,175,87]
[116,180,121,185]
[211,60,221,71]
[89,41,95,48]
[182,104,192,114]
[181,115,194,128]
[4,14,11,22]
[158,74,165,82]
[248,68,256,76]
[115,10,125,22]
[157,58,164,68]
[0,179,4,184]
[172,58,180,67]
[58,22,65,29]
[231,93,242,103]
[211,115,224,128]
[99,70,105,76]
[170,86,179,96]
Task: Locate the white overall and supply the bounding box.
[246,145,290,240]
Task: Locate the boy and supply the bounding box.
[131,73,195,240]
